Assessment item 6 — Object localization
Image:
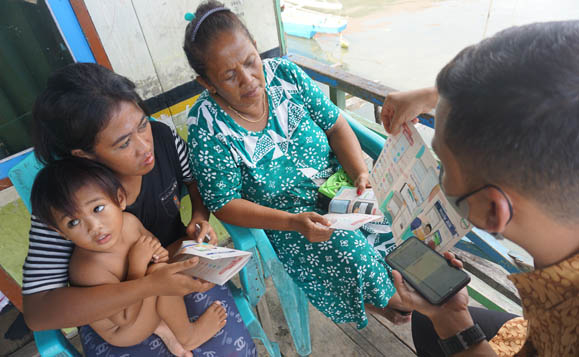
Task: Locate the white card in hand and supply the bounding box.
[324,213,382,231]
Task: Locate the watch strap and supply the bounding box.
[438,324,486,356]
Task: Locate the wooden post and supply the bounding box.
[0,265,22,311]
[329,87,346,109]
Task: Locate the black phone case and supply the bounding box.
[386,237,471,305]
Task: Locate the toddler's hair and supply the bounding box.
[31,157,126,229]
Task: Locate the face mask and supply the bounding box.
[438,165,513,225]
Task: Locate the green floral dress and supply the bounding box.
[187,58,395,328]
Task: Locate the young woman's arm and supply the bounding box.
[185,181,218,245]
[23,258,205,330]
[326,115,369,194]
[172,127,218,245]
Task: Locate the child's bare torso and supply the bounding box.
[68,212,163,346]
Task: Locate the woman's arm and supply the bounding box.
[185,181,218,245]
[215,199,334,242]
[23,258,206,330]
[326,115,370,194]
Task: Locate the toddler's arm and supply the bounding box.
[107,235,164,327]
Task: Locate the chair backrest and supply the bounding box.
[8,152,44,212]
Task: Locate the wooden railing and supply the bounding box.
[287,53,435,128]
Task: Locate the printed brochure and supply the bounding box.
[173,241,251,285]
[369,123,471,252]
[324,186,382,230]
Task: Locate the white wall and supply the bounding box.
[84,0,281,99]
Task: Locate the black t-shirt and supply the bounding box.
[126,121,189,246]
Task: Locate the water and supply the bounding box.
[287,0,579,90]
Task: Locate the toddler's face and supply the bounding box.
[54,184,125,252]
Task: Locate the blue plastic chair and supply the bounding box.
[9,151,280,357]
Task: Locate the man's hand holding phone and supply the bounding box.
[392,251,474,339]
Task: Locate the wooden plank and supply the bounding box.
[129,0,280,94]
[337,314,415,356]
[83,0,162,99]
[0,265,22,311]
[260,278,372,356]
[70,0,112,70]
[451,247,521,305]
[466,272,522,316]
[0,177,13,191]
[370,311,415,353]
[255,294,274,342]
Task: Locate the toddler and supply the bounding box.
[30,157,227,351]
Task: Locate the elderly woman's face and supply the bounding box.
[203,30,265,108]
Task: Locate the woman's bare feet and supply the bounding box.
[181,301,228,351]
[381,307,412,325]
[366,303,412,325]
[154,320,193,357]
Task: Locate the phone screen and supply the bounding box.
[386,237,470,304]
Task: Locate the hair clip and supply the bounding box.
[185,12,195,21]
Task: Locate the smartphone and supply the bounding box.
[385,236,470,305]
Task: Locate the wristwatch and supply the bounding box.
[438,324,486,356]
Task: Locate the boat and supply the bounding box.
[284,0,343,11]
[281,2,347,39]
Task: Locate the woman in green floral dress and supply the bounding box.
[183,1,409,328]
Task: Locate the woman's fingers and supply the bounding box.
[354,174,370,195]
[207,226,218,245]
[196,223,210,243]
[308,212,331,227]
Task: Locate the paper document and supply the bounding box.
[324,213,382,231]
[328,187,381,215]
[173,241,251,285]
[369,124,471,252]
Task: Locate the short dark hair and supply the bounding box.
[183,0,255,78]
[32,63,145,165]
[31,157,126,229]
[436,21,579,221]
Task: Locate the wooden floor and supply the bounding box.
[254,278,416,357]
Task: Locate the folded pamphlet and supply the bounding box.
[369,123,471,252]
[173,241,251,285]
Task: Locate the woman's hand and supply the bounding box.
[186,218,218,245]
[292,212,334,242]
[381,88,438,135]
[354,172,371,195]
[146,258,216,295]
